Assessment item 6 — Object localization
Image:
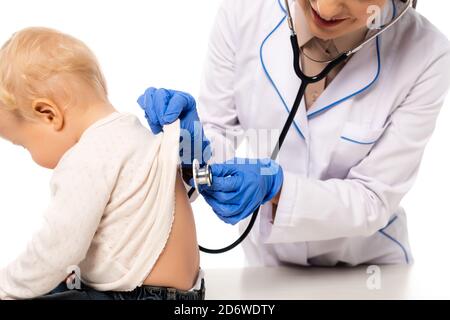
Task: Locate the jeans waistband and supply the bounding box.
[112,278,206,300]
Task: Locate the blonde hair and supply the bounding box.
[0,27,108,117]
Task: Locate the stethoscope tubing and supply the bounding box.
[198,0,415,254]
[199,35,344,254]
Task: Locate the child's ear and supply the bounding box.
[31,99,64,131]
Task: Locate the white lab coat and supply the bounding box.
[198,0,450,266]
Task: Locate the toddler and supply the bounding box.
[0,27,202,300]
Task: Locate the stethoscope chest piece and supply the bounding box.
[192,159,213,190]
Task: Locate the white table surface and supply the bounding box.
[204,265,450,300]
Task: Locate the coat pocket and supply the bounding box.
[327,122,386,178]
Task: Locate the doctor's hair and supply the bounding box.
[0,27,108,119]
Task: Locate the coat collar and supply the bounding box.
[260,6,309,142]
[260,0,387,142]
[306,0,395,118]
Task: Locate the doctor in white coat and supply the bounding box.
[138,0,450,266]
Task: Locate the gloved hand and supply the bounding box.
[137,87,211,165]
[192,158,284,225]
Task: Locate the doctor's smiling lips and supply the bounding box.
[300,0,387,39]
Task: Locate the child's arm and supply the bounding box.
[0,153,114,300]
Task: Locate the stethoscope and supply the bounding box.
[188,0,416,254]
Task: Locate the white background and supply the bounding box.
[0,0,449,284]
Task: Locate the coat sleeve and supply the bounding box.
[198,0,244,164]
[264,46,450,243]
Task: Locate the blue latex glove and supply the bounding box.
[137,87,211,165]
[192,158,284,225]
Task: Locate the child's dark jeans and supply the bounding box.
[33,279,205,300]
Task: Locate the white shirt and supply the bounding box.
[199,0,450,266]
[0,113,180,299]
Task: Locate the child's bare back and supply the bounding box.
[143,173,200,291]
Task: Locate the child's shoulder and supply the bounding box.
[56,112,161,172]
[83,112,153,139]
[85,111,158,146]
